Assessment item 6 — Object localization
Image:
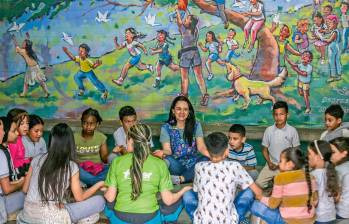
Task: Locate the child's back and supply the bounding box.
[193,160,253,223]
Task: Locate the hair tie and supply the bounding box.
[314,140,324,160]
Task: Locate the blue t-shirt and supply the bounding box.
[205,42,219,55]
[227,142,257,167]
[297,63,312,84]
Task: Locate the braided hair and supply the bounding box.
[282,147,313,213]
[128,124,152,200]
[308,140,339,198]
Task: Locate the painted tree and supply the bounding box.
[192,0,279,81]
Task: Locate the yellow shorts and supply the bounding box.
[298,81,310,91]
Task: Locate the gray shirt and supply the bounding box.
[0,150,9,194]
[180,25,199,49]
[113,127,154,148]
[336,161,349,218]
[262,123,300,164]
[25,155,79,203]
[22,136,47,159]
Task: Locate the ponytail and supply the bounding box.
[128,124,152,200]
[304,157,313,213]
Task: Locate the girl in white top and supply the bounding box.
[12,33,49,98]
[307,140,338,223]
[112,27,153,86]
[330,137,349,220]
[242,0,265,52]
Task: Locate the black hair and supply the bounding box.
[303,50,313,62]
[157,29,176,45]
[324,4,333,12]
[342,2,349,8]
[81,108,103,124]
[282,147,313,213]
[79,43,91,57]
[186,15,199,35]
[205,31,219,44]
[273,101,288,113]
[125,27,146,40]
[119,106,137,121]
[229,124,246,137]
[38,123,76,204]
[0,116,12,143]
[167,96,196,145]
[228,28,236,33]
[205,132,228,156]
[24,39,38,62]
[308,140,339,197]
[28,114,44,130]
[325,104,344,119]
[330,137,349,162]
[7,108,28,126]
[313,12,324,20]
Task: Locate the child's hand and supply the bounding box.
[267,162,278,170]
[62,46,68,52]
[114,36,118,43]
[198,42,203,47]
[152,149,164,159]
[182,185,193,192]
[10,177,24,185]
[96,59,102,66]
[113,145,126,154]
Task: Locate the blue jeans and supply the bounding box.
[328,43,342,77]
[165,155,208,182]
[315,221,335,224]
[79,165,109,187]
[74,70,106,92]
[225,50,240,62]
[183,188,255,222]
[343,27,349,51]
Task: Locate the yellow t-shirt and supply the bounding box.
[75,56,94,72]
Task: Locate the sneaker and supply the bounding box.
[320,58,325,65]
[200,93,209,106]
[207,73,214,81]
[148,64,154,73]
[153,78,160,88]
[304,108,311,114]
[171,175,181,185]
[101,91,108,99]
[327,77,335,83]
[112,77,124,86]
[78,90,84,96]
[77,213,100,224]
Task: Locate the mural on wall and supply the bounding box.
[0,0,348,126]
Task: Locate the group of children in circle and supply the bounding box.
[0,95,349,223]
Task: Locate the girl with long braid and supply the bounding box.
[250,147,318,223]
[308,140,339,223]
[104,124,191,223]
[150,30,179,88]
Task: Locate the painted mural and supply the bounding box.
[0,0,348,127]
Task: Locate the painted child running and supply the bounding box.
[63,44,108,99]
[112,27,153,86]
[150,30,179,88]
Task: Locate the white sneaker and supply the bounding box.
[207,73,214,81]
[77,213,100,224]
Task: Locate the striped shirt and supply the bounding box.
[227,143,257,167]
[261,169,318,224]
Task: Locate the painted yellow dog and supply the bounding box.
[215,63,288,109]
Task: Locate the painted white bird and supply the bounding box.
[8,22,25,32]
[62,32,74,46]
[144,13,161,27]
[95,11,110,23]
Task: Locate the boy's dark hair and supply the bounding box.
[229,28,236,33]
[325,104,344,119]
[324,4,333,12]
[229,124,246,137]
[273,101,288,113]
[79,43,90,55]
[205,132,228,156]
[342,2,349,8]
[303,51,313,62]
[119,106,137,121]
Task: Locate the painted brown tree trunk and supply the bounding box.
[192,0,279,81]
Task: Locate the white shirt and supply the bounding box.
[311,169,336,222]
[249,2,264,20]
[224,38,238,50]
[336,161,349,218]
[0,150,9,194]
[262,123,300,164]
[113,127,154,148]
[193,161,253,224]
[123,41,141,56]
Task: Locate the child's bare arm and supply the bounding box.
[198,42,207,52]
[176,5,184,30]
[323,32,336,43]
[114,37,125,50]
[92,59,102,69]
[285,43,301,56]
[286,57,307,76]
[151,48,162,55]
[137,43,148,55]
[62,47,75,61]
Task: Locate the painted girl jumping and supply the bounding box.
[112,27,153,86]
[12,33,49,98]
[150,30,179,88]
[198,31,225,81]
